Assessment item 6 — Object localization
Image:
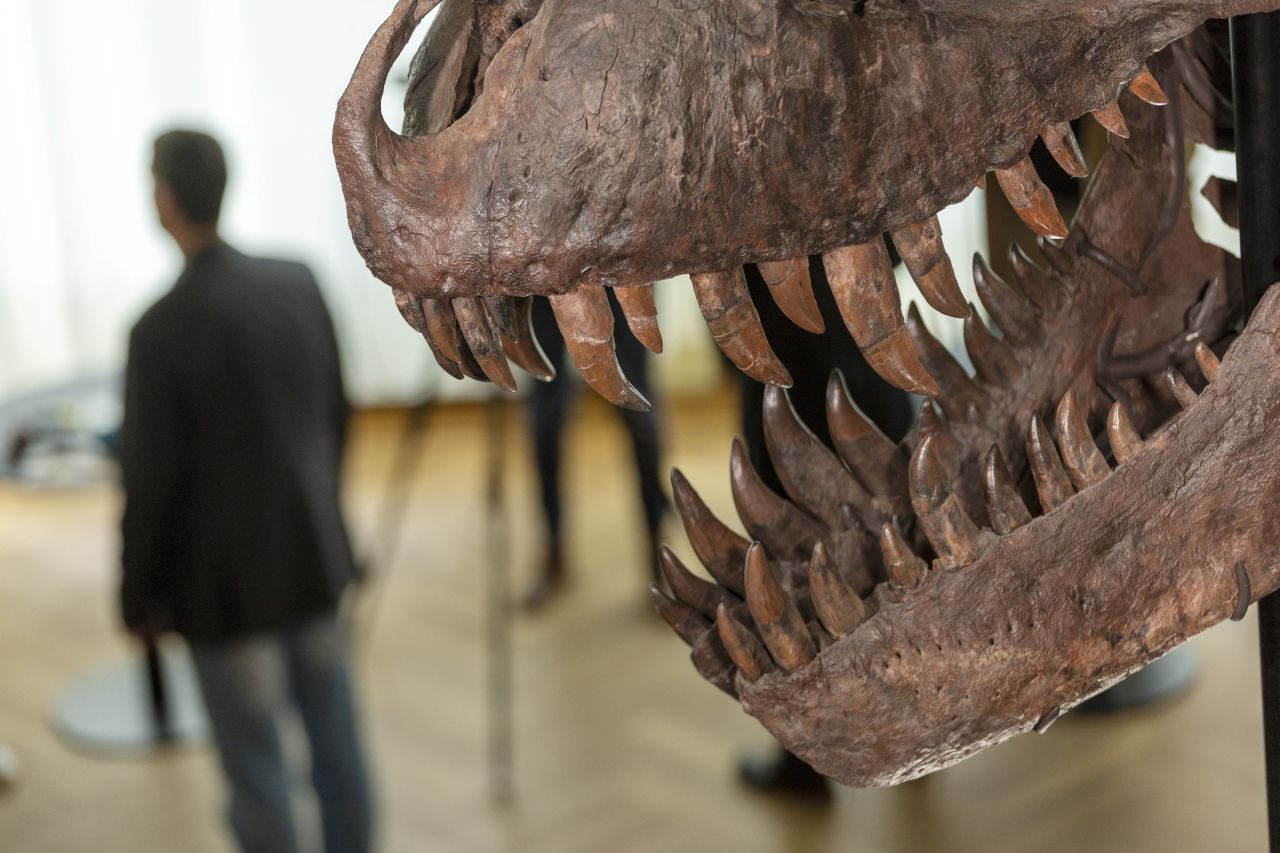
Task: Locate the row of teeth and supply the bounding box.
[654,343,1221,693]
[391,70,1169,409]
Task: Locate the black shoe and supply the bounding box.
[522,541,566,612]
[738,749,832,802]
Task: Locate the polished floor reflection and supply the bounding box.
[0,391,1268,852]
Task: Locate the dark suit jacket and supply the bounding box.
[119,241,357,640]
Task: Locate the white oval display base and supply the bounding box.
[51,641,209,756]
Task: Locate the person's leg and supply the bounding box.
[609,292,669,586]
[190,635,299,853]
[524,297,574,608]
[283,613,374,853]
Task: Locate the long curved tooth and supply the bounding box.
[690,628,737,698]
[393,289,463,380]
[825,370,907,497]
[1194,342,1221,383]
[964,308,1017,383]
[822,241,939,395]
[1026,414,1075,512]
[1165,367,1198,409]
[729,438,826,560]
[880,522,926,589]
[483,296,521,343]
[972,253,1038,347]
[744,543,816,672]
[650,585,711,647]
[1054,391,1111,491]
[906,304,985,417]
[1008,243,1059,311]
[1036,235,1079,277]
[690,269,792,387]
[892,216,969,318]
[671,468,751,595]
[909,434,982,568]
[454,297,518,391]
[1092,99,1131,138]
[1039,121,1089,178]
[614,284,664,354]
[1107,402,1144,464]
[757,258,825,334]
[423,298,470,368]
[716,603,774,682]
[1129,66,1169,105]
[500,296,556,382]
[914,399,963,480]
[983,445,1032,535]
[994,157,1070,239]
[660,546,734,618]
[807,540,867,638]
[548,286,652,411]
[763,385,881,530]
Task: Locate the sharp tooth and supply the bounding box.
[757,258,826,334]
[650,585,710,647]
[393,290,463,380]
[973,253,1037,347]
[1092,99,1131,138]
[880,521,926,588]
[976,174,988,190]
[892,217,969,318]
[1026,414,1075,512]
[1036,235,1078,276]
[1039,121,1089,178]
[1107,402,1144,464]
[614,284,664,354]
[423,299,467,364]
[983,445,1032,534]
[825,370,908,498]
[690,269,793,387]
[1194,342,1221,383]
[729,439,826,561]
[453,297,518,391]
[964,308,1017,382]
[807,540,867,638]
[1054,391,1110,490]
[548,286,652,411]
[1232,562,1252,622]
[822,241,939,395]
[1008,243,1060,311]
[500,296,556,382]
[763,385,883,531]
[995,157,1070,239]
[716,603,774,681]
[659,546,734,618]
[483,296,521,343]
[671,468,750,596]
[913,399,963,475]
[689,626,738,697]
[1165,367,1198,409]
[744,543,817,672]
[906,304,985,417]
[1129,66,1169,106]
[909,434,982,568]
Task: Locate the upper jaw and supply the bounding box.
[335,0,1273,300]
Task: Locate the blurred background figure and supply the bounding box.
[521,293,670,611]
[119,130,373,853]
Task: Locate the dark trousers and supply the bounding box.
[528,294,669,539]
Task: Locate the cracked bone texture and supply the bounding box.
[334,0,1278,299]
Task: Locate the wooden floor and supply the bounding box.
[0,390,1270,852]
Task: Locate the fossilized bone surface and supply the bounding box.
[336,0,1280,787]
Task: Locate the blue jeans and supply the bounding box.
[189,613,374,853]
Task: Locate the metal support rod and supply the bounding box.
[1231,13,1280,849]
[485,393,514,806]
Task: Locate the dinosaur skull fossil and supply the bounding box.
[335,0,1280,785]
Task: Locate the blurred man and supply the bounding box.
[521,293,670,610]
[119,130,373,853]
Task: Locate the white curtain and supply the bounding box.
[0,0,986,407]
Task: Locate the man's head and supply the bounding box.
[151,130,226,242]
